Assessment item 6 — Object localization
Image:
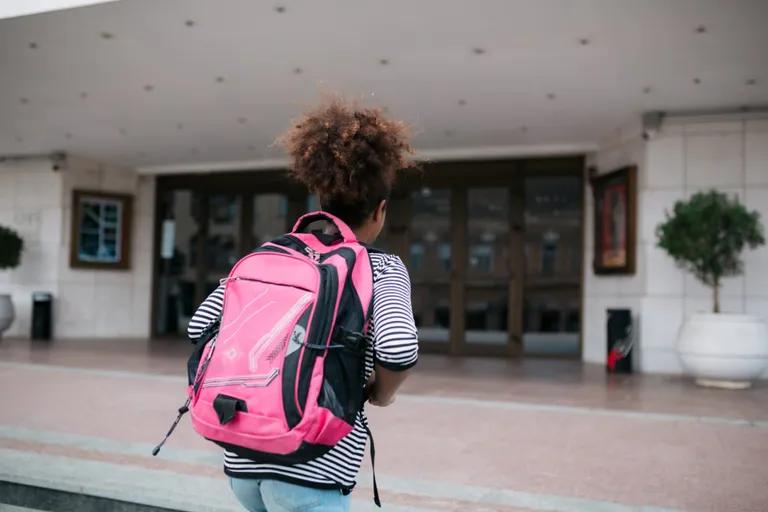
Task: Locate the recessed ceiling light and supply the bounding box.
[100,31,114,40]
[578,38,590,46]
[237,117,247,124]
[693,78,701,84]
[293,67,303,74]
[215,76,225,83]
[695,25,707,34]
[144,84,154,92]
[746,78,757,86]
[546,93,556,100]
[185,20,195,27]
[28,42,38,49]
[642,86,652,94]
[379,59,389,66]
[458,99,467,106]
[472,47,486,55]
[19,97,29,105]
[274,5,286,13]
[80,91,88,99]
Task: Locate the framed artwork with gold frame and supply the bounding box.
[590,166,636,275]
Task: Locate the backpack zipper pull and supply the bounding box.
[152,397,191,456]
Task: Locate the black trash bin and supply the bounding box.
[31,292,53,340]
[606,308,633,373]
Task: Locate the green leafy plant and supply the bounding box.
[656,190,765,313]
[0,225,23,270]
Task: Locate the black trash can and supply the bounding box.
[31,292,53,340]
[606,308,633,373]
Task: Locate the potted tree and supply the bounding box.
[0,225,23,338]
[656,190,768,388]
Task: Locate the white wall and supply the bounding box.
[0,158,63,337]
[583,114,768,375]
[0,155,155,339]
[57,156,155,338]
[640,116,768,375]
[582,122,646,367]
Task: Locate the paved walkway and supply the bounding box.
[1,338,767,511]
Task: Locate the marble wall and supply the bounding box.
[0,155,155,339]
[583,114,768,375]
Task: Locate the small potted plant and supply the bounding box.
[656,190,768,388]
[0,225,23,338]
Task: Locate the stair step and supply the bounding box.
[0,481,181,512]
[0,505,47,512]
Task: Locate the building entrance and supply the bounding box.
[152,158,584,358]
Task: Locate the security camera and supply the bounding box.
[50,152,66,171]
[642,112,665,140]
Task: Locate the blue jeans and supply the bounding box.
[229,477,350,512]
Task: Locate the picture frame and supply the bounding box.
[70,190,133,270]
[590,166,636,275]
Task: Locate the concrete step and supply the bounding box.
[0,448,426,512]
[0,480,180,512]
[0,505,47,512]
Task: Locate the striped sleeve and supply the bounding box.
[186,285,225,341]
[370,255,419,371]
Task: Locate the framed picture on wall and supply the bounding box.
[590,166,636,275]
[70,190,133,269]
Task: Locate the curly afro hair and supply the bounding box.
[277,98,414,227]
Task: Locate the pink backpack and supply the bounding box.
[154,211,375,463]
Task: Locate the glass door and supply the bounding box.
[155,189,202,335]
[200,193,242,297]
[460,187,522,355]
[154,187,292,337]
[252,193,290,248]
[522,176,582,356]
[409,187,452,347]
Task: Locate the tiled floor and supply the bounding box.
[1,337,767,511]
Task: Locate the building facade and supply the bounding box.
[2,111,767,376]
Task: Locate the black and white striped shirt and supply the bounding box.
[187,252,419,490]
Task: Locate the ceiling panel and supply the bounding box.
[1,0,766,170]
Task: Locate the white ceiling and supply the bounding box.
[1,0,767,171]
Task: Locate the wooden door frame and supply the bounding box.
[150,158,586,356]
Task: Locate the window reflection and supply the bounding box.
[253,194,288,247]
[412,284,451,343]
[467,188,509,278]
[464,187,510,346]
[410,188,451,343]
[409,188,451,281]
[465,287,508,345]
[156,190,199,335]
[205,194,240,273]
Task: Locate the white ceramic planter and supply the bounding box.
[677,313,768,389]
[0,294,14,337]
